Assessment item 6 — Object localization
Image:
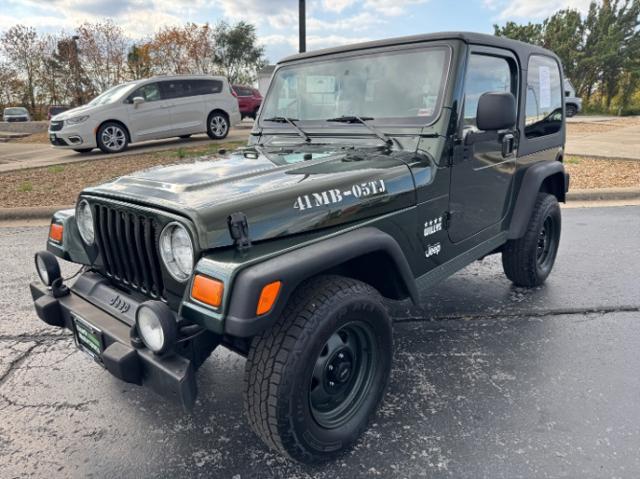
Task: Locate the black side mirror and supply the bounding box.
[476,92,516,131]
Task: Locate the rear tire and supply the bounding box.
[502,193,561,287]
[244,275,392,463]
[96,122,128,154]
[206,112,229,140]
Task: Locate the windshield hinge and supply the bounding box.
[228,212,252,252]
[448,138,468,167]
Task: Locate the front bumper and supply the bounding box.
[30,280,197,409]
[48,128,96,148]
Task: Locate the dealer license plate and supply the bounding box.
[73,315,104,365]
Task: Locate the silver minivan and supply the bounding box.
[48,75,241,154]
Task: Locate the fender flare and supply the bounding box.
[224,227,418,337]
[508,160,568,239]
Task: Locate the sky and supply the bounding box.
[0,0,593,63]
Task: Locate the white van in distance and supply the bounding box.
[48,75,241,154]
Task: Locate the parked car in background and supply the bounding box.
[232,84,262,119]
[47,105,69,120]
[564,79,582,117]
[3,107,30,122]
[48,75,241,154]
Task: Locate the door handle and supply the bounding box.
[501,133,515,157]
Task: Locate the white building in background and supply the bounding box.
[257,65,276,96]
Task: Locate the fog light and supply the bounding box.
[35,251,61,287]
[135,301,177,354]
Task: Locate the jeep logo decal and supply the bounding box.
[109,294,131,314]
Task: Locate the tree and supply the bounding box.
[76,20,128,93]
[147,23,216,75]
[494,21,543,44]
[213,21,266,84]
[0,25,43,114]
[127,43,153,79]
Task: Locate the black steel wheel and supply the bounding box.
[502,192,561,287]
[244,275,392,463]
[309,320,378,429]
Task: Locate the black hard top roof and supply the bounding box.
[279,31,558,64]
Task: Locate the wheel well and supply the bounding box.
[566,103,578,109]
[321,250,413,301]
[97,119,130,142]
[208,109,229,122]
[540,171,566,202]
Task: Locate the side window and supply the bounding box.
[129,83,161,102]
[463,54,514,128]
[196,80,222,95]
[160,80,186,99]
[525,55,563,138]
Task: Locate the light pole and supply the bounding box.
[299,0,306,53]
[71,35,82,105]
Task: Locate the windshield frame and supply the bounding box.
[259,42,453,130]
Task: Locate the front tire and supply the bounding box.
[244,276,392,463]
[502,193,561,287]
[96,122,128,153]
[206,112,229,140]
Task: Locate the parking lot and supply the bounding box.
[0,122,253,173]
[2,205,639,478]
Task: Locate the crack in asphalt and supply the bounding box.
[0,392,97,412]
[0,343,39,388]
[393,305,640,323]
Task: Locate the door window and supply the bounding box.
[463,54,513,129]
[525,55,563,138]
[129,83,161,102]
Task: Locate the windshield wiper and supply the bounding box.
[263,116,311,143]
[326,115,402,149]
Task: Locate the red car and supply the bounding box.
[232,85,262,119]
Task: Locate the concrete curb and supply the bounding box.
[0,187,639,221]
[567,187,640,202]
[0,205,73,221]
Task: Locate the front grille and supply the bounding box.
[49,121,63,131]
[93,203,165,299]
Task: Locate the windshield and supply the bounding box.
[88,83,135,106]
[261,46,450,125]
[5,107,27,115]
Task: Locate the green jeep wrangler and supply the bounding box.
[30,32,569,463]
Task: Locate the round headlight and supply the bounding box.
[135,301,177,354]
[34,251,61,287]
[76,199,95,245]
[159,223,194,282]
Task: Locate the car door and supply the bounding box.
[448,48,518,243]
[160,80,205,134]
[126,82,172,140]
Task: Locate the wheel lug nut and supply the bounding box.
[338,353,344,359]
[329,381,335,387]
[328,365,334,371]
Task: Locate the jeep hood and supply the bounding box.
[83,145,420,249]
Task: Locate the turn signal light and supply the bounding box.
[191,275,224,308]
[256,281,282,316]
[49,223,63,243]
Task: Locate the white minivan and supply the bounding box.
[48,75,241,154]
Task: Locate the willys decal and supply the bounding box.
[294,179,386,211]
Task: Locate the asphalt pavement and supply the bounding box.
[1,205,639,478]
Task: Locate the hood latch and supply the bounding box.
[228,212,252,252]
